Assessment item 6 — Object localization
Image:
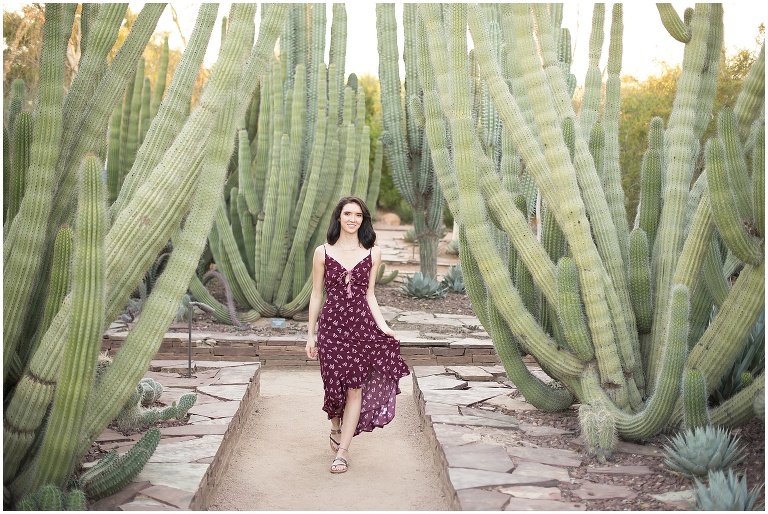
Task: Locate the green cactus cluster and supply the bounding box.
[377,4,445,279]
[690,469,763,511]
[15,484,86,511]
[662,425,745,478]
[375,263,399,285]
[3,4,288,505]
[115,380,196,432]
[401,272,447,299]
[441,264,466,293]
[374,3,765,451]
[80,428,161,501]
[203,4,383,323]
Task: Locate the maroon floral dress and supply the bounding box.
[317,245,410,436]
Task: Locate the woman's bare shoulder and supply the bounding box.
[313,244,326,260]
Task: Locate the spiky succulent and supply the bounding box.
[663,425,745,477]
[400,272,447,299]
[691,469,763,511]
[376,263,399,285]
[441,264,466,293]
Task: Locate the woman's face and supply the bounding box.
[339,202,364,235]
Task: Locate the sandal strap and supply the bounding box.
[330,429,342,435]
[332,456,348,466]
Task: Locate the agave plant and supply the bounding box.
[441,264,466,293]
[401,272,447,299]
[691,469,763,511]
[663,425,745,477]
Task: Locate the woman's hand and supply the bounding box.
[381,326,399,341]
[306,338,318,360]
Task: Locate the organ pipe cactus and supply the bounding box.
[203,4,382,321]
[377,4,444,279]
[3,3,288,504]
[403,2,764,452]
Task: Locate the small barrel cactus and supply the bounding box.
[663,425,745,477]
[441,264,466,293]
[691,469,763,510]
[400,272,446,299]
[15,485,86,511]
[138,378,163,406]
[579,402,618,463]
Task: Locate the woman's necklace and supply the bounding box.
[339,243,360,251]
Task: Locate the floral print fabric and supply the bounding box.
[317,247,410,436]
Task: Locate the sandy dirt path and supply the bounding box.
[207,368,451,511]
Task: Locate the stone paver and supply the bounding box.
[135,462,209,493]
[459,406,519,425]
[456,489,511,510]
[442,443,516,472]
[446,365,495,381]
[499,485,562,500]
[431,423,482,446]
[506,446,582,467]
[650,489,695,509]
[572,481,638,500]
[414,365,451,378]
[483,395,538,412]
[518,424,572,436]
[418,374,469,390]
[431,414,518,429]
[420,388,503,406]
[449,468,552,490]
[138,484,195,509]
[504,497,586,511]
[188,399,240,418]
[424,402,460,416]
[197,384,249,401]
[511,461,572,484]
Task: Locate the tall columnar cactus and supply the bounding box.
[3,3,288,504]
[376,4,444,280]
[405,2,764,447]
[202,4,382,322]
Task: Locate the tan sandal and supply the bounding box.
[329,428,342,452]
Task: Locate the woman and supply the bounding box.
[306,196,410,474]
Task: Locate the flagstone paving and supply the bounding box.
[411,364,685,511]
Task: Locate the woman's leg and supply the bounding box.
[330,416,342,451]
[332,387,362,472]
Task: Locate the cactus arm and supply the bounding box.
[702,237,729,307]
[7,111,32,224]
[150,36,169,121]
[733,44,764,142]
[60,3,127,159]
[237,193,256,277]
[352,125,372,199]
[139,76,151,144]
[599,4,630,268]
[656,3,692,43]
[753,124,764,237]
[110,3,217,219]
[682,368,710,429]
[648,4,720,388]
[123,58,145,182]
[106,104,123,207]
[709,373,765,427]
[229,187,247,267]
[706,137,762,265]
[579,4,605,140]
[376,4,415,206]
[366,139,384,217]
[22,224,74,364]
[692,5,722,141]
[718,107,754,222]
[3,4,69,380]
[685,260,765,401]
[637,148,662,246]
[628,228,654,335]
[329,4,347,124]
[12,155,106,498]
[557,256,595,361]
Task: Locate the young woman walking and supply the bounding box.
[306,196,410,474]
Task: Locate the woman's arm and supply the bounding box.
[366,246,398,339]
[306,245,325,359]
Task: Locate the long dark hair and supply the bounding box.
[326,196,376,248]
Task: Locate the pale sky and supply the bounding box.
[139,2,764,83]
[3,2,765,82]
